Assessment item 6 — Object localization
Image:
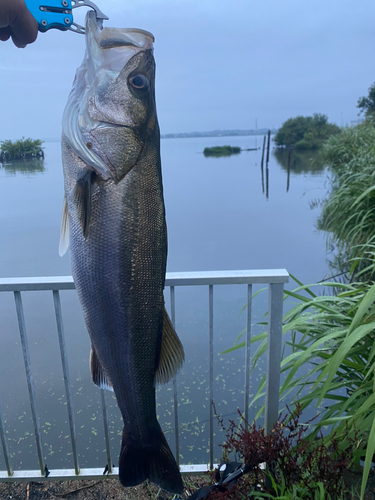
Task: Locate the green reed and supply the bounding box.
[318,122,375,281]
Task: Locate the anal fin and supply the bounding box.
[155,306,185,385]
[90,346,113,391]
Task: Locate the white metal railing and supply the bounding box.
[0,269,289,482]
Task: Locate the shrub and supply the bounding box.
[203,146,241,157]
[225,279,375,499]
[273,114,340,149]
[0,137,44,161]
[210,405,353,499]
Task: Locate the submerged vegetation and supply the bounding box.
[203,145,241,157]
[273,114,341,150]
[0,137,44,162]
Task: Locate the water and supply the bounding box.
[0,136,330,470]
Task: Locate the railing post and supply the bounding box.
[209,285,214,470]
[53,290,80,475]
[14,291,45,476]
[100,389,112,474]
[265,283,284,434]
[244,284,252,428]
[0,395,12,477]
[170,286,180,467]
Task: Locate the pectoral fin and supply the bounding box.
[90,346,113,392]
[155,306,185,385]
[73,170,95,239]
[58,196,70,257]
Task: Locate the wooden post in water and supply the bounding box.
[260,135,266,193]
[266,129,271,166]
[265,131,270,199]
[286,149,292,192]
[261,135,266,168]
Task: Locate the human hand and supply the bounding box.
[0,0,38,48]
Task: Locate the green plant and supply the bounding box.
[208,405,351,499]
[224,278,375,499]
[253,474,338,499]
[203,146,241,157]
[318,123,375,281]
[273,114,340,149]
[0,137,44,161]
[357,82,375,119]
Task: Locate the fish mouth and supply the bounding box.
[85,12,154,77]
[62,12,154,181]
[94,121,132,129]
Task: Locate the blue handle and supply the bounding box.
[24,0,73,32]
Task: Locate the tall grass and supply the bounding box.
[224,123,375,498]
[318,123,375,281]
[224,279,375,499]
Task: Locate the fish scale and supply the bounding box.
[60,12,184,493]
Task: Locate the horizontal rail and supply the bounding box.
[0,276,75,291]
[0,269,289,484]
[0,269,289,292]
[0,464,213,482]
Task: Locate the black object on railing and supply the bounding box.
[185,461,249,500]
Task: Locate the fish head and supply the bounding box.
[62,12,157,183]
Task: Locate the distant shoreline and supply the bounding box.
[160,129,277,139]
[41,129,278,143]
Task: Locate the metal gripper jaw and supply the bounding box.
[24,0,108,34]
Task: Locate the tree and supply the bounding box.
[0,137,44,161]
[273,114,341,149]
[357,82,375,118]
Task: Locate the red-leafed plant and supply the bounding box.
[210,405,355,499]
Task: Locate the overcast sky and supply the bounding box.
[0,0,374,140]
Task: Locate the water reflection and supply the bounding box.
[0,159,45,176]
[259,148,327,196]
[274,148,326,175]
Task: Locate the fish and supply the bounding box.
[59,12,184,494]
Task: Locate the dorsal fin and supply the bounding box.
[58,196,70,257]
[155,306,185,385]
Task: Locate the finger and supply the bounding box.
[10,4,38,46]
[0,0,38,46]
[11,33,27,48]
[0,27,11,42]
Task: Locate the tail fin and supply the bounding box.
[119,423,183,494]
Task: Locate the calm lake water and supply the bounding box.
[0,136,331,471]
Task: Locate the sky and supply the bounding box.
[0,0,375,140]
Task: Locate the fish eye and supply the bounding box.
[129,74,149,92]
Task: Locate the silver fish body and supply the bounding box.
[60,12,184,493]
